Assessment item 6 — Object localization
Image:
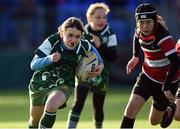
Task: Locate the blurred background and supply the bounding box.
[0,0,180,90]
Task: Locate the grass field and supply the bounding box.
[0,87,179,128]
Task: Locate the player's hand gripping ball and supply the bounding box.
[76,51,99,82]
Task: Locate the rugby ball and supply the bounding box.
[76,51,99,82]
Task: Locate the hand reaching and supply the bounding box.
[126,56,139,74]
[89,33,101,48]
[163,90,176,102]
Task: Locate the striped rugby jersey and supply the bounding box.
[133,23,179,83]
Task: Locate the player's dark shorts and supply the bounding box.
[133,72,179,111]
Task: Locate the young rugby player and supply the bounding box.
[161,39,180,127]
[66,3,118,129]
[28,17,104,128]
[120,3,179,128]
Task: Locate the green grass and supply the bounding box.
[0,88,179,128]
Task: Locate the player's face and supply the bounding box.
[61,27,82,49]
[88,8,107,31]
[137,19,154,36]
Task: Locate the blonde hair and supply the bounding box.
[86,2,110,18]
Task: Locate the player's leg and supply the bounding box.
[148,83,170,125]
[28,84,45,128]
[160,102,176,128]
[149,104,165,125]
[160,81,179,128]
[90,75,107,129]
[174,87,180,121]
[39,89,66,128]
[174,98,180,120]
[92,92,106,128]
[66,85,89,129]
[120,93,145,128]
[29,105,44,128]
[120,73,151,128]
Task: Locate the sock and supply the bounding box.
[66,110,80,129]
[95,121,102,129]
[120,116,135,129]
[38,111,56,129]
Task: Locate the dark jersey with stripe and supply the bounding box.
[133,23,179,84]
[30,33,92,90]
[84,24,118,69]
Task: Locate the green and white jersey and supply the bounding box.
[30,33,91,91]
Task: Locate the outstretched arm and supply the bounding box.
[31,52,61,70]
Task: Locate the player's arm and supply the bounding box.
[89,33,101,48]
[126,34,140,74]
[159,38,179,91]
[159,38,179,101]
[30,54,53,70]
[30,39,61,70]
[31,52,61,70]
[163,52,179,101]
[132,34,140,58]
[163,52,179,90]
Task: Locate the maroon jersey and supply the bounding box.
[134,23,179,83]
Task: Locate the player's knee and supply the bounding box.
[45,104,59,112]
[124,106,138,118]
